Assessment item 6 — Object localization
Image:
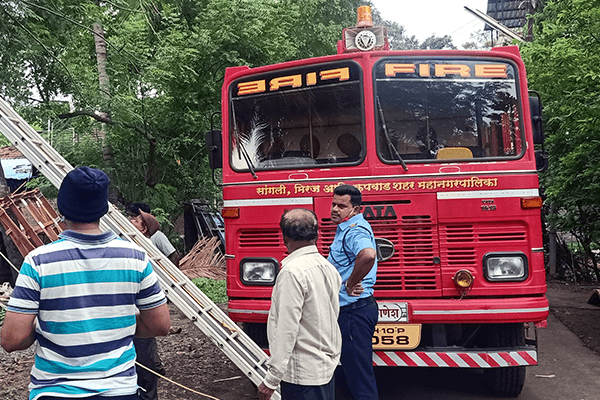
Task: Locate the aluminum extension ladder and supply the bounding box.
[0,99,280,399]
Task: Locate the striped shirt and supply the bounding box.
[6,230,167,400]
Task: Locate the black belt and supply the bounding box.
[340,295,376,312]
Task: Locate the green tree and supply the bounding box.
[462,30,492,50]
[0,0,368,225]
[521,0,600,281]
[419,34,456,50]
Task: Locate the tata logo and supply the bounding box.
[363,205,397,220]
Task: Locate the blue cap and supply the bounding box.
[57,167,110,223]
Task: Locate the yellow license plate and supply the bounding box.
[372,324,421,350]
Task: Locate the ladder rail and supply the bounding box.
[0,98,279,398]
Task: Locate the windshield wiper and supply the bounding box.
[231,101,258,179]
[377,96,408,171]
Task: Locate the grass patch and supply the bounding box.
[191,278,227,304]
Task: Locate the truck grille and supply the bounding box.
[318,214,440,295]
[439,223,528,268]
[238,229,280,247]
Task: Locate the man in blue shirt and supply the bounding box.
[328,184,378,400]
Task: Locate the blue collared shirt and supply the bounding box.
[327,214,377,307]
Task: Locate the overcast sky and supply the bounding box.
[371,0,490,47]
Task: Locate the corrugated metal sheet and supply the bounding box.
[485,0,529,29]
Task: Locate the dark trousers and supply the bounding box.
[281,377,335,400]
[336,296,379,400]
[134,337,165,400]
[39,395,139,400]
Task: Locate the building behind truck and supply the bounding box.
[207,6,548,397]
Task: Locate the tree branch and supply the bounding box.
[57,110,155,142]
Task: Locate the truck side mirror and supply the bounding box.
[206,130,223,169]
[529,91,544,145]
[535,150,548,172]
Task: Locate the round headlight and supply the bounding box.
[454,269,474,288]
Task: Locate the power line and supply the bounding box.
[450,18,482,37]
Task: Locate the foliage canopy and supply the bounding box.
[521,0,600,280]
[0,0,456,228]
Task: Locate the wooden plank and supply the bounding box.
[0,209,35,256]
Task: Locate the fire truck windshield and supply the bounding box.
[374,58,524,162]
[229,61,364,171]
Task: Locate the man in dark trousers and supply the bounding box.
[328,184,378,400]
[126,202,178,400]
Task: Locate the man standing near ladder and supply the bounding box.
[258,208,342,400]
[1,166,171,400]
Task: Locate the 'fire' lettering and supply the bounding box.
[270,75,302,91]
[238,80,266,96]
[385,64,416,76]
[321,67,350,82]
[435,64,471,77]
[475,64,508,78]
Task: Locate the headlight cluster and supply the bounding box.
[483,253,528,282]
[240,258,279,286]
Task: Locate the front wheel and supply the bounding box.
[484,365,526,398]
[484,323,526,397]
[243,322,268,349]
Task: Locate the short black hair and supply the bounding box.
[126,202,151,217]
[280,209,318,242]
[333,184,362,207]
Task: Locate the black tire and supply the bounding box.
[242,323,268,391]
[243,322,268,349]
[484,323,526,398]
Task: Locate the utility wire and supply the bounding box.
[0,7,85,103]
[21,0,146,71]
[450,18,482,37]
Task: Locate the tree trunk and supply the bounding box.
[92,20,119,203]
[93,22,110,109]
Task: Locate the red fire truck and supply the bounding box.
[206,6,548,397]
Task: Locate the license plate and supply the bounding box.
[378,302,408,323]
[372,324,422,350]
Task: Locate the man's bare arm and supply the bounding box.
[136,303,171,337]
[346,247,376,295]
[168,251,180,267]
[257,383,276,400]
[1,311,37,352]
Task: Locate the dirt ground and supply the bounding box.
[1,279,599,400]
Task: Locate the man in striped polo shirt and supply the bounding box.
[1,166,171,400]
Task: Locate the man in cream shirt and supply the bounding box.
[258,208,342,400]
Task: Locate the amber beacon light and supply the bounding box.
[356,5,373,28]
